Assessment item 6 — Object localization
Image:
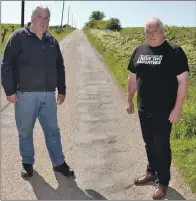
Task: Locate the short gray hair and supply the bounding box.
[32,5,50,18]
[144,17,164,31]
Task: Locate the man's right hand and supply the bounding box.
[126,100,134,114]
[7,94,18,103]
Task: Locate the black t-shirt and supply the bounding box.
[127,40,189,113]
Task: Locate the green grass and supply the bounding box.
[83,26,196,193]
[1,24,20,54]
[171,85,196,139]
[171,138,196,192]
[48,25,75,41]
[0,24,75,54]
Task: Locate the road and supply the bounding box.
[1,30,195,200]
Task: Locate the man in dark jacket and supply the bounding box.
[126,17,189,199]
[1,5,74,178]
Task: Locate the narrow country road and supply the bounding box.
[1,30,195,200]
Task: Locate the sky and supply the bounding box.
[1,1,196,29]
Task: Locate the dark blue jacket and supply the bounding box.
[1,22,66,96]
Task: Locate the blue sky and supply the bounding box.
[1,1,196,29]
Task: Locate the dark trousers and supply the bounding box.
[138,110,172,186]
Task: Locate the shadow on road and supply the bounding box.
[135,182,186,200]
[85,189,107,200]
[27,170,106,200]
[165,186,186,200]
[25,170,185,200]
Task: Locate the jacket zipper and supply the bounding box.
[42,43,47,91]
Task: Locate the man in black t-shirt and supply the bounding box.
[127,17,189,200]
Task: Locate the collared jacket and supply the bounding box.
[1,22,66,96]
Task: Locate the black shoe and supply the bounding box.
[53,161,74,176]
[21,163,33,178]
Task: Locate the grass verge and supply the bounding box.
[83,27,196,193]
[49,25,75,41]
[171,138,196,192]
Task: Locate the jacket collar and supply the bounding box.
[24,22,52,40]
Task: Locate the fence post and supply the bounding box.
[1,29,7,43]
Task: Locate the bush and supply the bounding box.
[84,19,122,32]
[106,18,122,31]
[84,20,110,30]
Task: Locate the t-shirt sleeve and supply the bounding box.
[174,46,189,76]
[127,48,137,74]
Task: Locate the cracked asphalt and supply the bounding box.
[1,30,195,200]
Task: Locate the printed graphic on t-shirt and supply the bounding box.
[137,55,163,65]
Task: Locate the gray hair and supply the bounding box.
[144,17,164,31]
[31,5,50,18]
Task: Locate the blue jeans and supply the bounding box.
[14,92,65,166]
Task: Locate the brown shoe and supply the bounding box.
[153,184,168,200]
[134,172,157,185]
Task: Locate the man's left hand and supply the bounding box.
[169,107,182,124]
[57,94,65,105]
